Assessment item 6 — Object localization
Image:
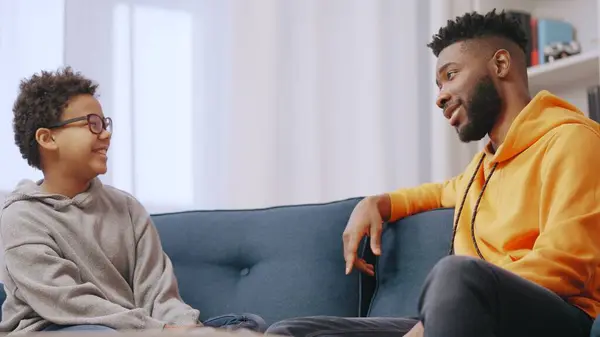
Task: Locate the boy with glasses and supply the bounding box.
[0,67,265,334]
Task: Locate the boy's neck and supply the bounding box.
[40,171,93,199]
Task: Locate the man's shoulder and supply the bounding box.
[546,121,600,143]
[539,122,600,173]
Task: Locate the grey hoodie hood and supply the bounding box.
[2,178,102,211]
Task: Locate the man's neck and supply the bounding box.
[489,92,531,150]
[40,170,92,199]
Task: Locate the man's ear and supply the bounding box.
[35,128,58,151]
[491,49,511,79]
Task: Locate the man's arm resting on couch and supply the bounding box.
[381,151,494,223]
[385,176,461,223]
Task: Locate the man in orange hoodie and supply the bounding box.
[266,9,600,337]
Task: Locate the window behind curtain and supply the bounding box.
[0,1,196,212]
[111,2,195,213]
[0,0,65,193]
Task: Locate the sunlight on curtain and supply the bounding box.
[111,2,194,212]
[112,3,134,194]
[0,0,64,193]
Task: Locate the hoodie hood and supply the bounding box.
[488,90,600,163]
[2,178,103,211]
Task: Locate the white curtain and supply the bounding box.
[0,0,478,213]
[0,0,64,197]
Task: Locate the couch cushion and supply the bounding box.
[152,198,366,325]
[367,208,454,318]
[592,316,600,337]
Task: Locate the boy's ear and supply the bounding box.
[35,128,58,151]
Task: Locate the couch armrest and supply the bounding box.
[591,316,600,337]
[367,208,455,317]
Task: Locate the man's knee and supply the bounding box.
[418,256,490,316]
[428,255,491,283]
[420,255,495,304]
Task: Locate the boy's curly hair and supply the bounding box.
[12,66,98,169]
[427,9,528,57]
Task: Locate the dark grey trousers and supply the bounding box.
[266,255,594,337]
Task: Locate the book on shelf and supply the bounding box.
[505,10,578,68]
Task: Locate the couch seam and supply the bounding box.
[151,197,364,217]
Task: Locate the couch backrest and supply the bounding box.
[152,198,367,325]
[367,208,454,318]
[0,200,456,325]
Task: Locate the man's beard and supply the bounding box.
[457,75,502,143]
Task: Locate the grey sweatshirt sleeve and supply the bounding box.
[0,206,166,330]
[128,196,200,326]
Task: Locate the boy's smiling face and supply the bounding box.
[37,94,112,180]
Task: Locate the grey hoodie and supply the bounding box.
[0,178,199,334]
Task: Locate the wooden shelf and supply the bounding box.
[527,50,600,92]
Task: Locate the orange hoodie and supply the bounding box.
[387,90,600,318]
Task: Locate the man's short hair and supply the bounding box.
[427,9,528,57]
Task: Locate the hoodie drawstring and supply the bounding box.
[448,153,499,260]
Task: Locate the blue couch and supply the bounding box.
[0,197,598,335]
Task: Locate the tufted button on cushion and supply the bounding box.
[152,198,367,326]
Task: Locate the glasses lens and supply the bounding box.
[88,114,103,134]
[105,118,112,133]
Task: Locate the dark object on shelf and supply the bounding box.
[543,41,581,63]
[586,85,600,123]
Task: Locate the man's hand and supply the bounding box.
[404,321,424,337]
[343,195,390,275]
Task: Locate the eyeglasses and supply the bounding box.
[48,113,112,135]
